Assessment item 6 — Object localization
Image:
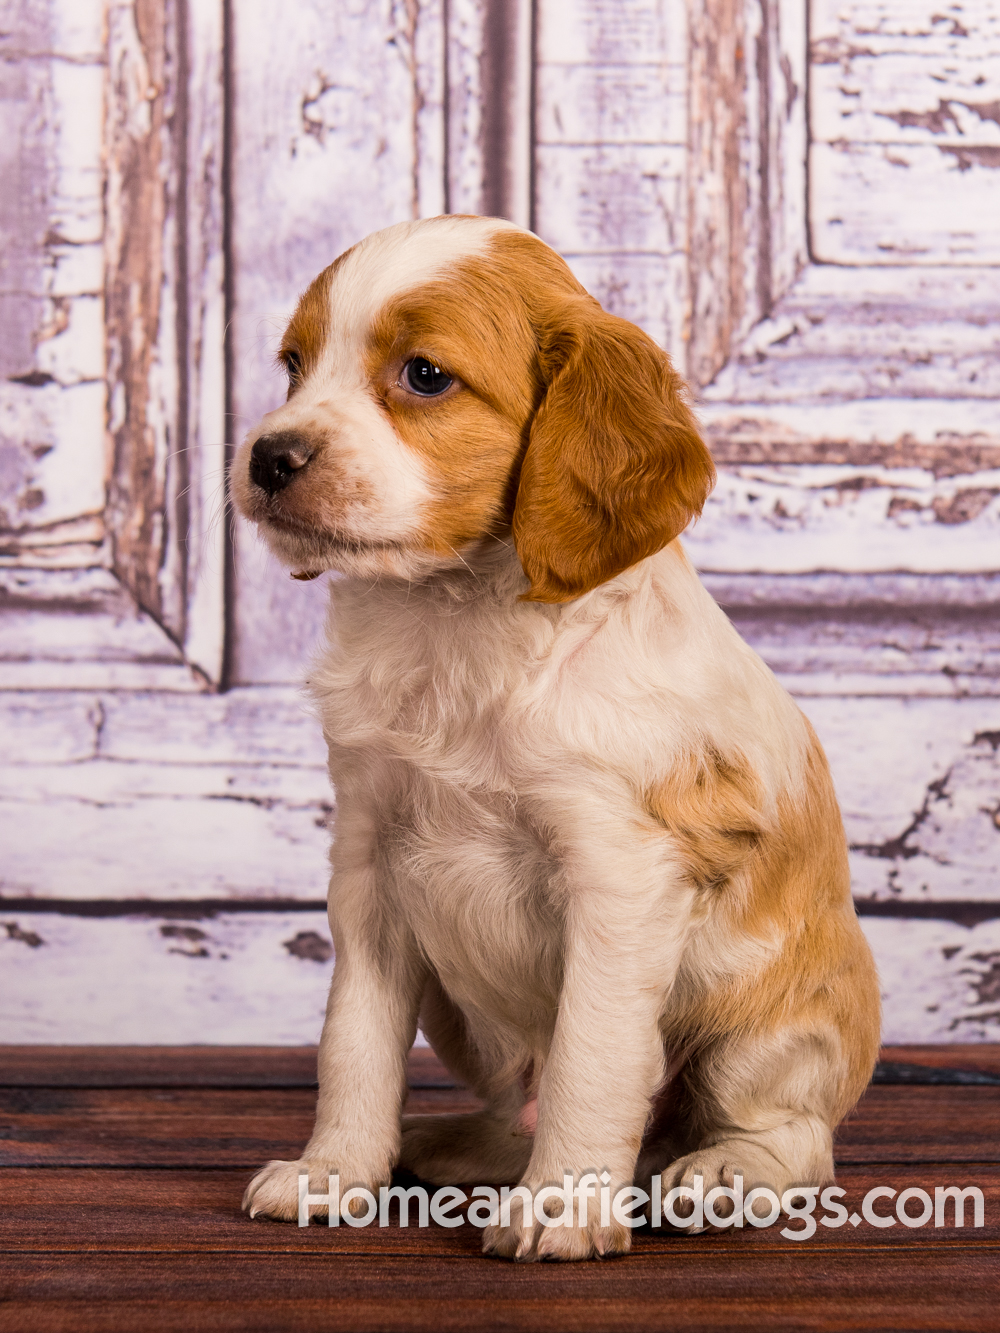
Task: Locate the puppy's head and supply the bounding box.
[232,216,715,601]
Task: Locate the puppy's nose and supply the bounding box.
[249,431,314,496]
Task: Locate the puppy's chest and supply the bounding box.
[391,771,563,1010]
[348,651,564,990]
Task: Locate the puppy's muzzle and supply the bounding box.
[249,431,314,496]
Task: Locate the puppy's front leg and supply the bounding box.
[486,808,691,1261]
[244,800,425,1222]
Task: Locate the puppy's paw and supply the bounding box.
[242,1158,385,1224]
[658,1141,784,1232]
[481,1184,631,1262]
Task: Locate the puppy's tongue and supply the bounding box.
[290,570,321,581]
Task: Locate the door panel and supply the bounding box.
[810,0,1000,264]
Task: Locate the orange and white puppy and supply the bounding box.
[235,215,880,1261]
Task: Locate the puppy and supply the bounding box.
[235,215,880,1261]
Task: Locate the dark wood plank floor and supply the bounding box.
[1,1046,998,1332]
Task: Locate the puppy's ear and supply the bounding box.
[512,297,715,603]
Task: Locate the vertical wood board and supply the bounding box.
[228,0,428,685]
[0,0,108,565]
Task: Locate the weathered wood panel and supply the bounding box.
[534,0,689,365]
[171,0,227,683]
[563,253,689,363]
[228,1,431,685]
[534,144,688,253]
[538,0,685,65]
[0,569,206,692]
[864,917,1000,1043]
[4,692,1000,907]
[0,911,334,1043]
[0,0,108,569]
[0,684,322,765]
[800,697,1000,903]
[104,0,177,622]
[686,457,1000,575]
[811,142,1000,265]
[0,685,331,901]
[0,384,107,559]
[702,267,1000,405]
[0,768,331,901]
[810,1,1000,264]
[686,0,750,387]
[3,909,999,1044]
[446,0,532,224]
[811,0,1000,147]
[802,694,1000,885]
[765,0,809,307]
[727,599,1000,700]
[535,65,686,146]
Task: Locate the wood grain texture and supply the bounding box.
[0,0,108,568]
[2,908,1000,1044]
[2,1245,996,1333]
[809,1,1000,264]
[0,1051,995,1329]
[1,1162,995,1243]
[227,0,426,685]
[0,1081,995,1169]
[3,1044,998,1088]
[4,1045,1000,1087]
[0,1045,451,1088]
[0,1086,485,1167]
[534,0,689,364]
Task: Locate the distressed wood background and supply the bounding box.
[1,0,998,1045]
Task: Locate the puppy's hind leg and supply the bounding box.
[657,1017,877,1229]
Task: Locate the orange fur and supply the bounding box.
[652,721,880,1124]
[281,263,336,387]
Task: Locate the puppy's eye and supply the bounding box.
[403,357,452,396]
[282,350,303,388]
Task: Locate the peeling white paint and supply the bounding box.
[863,916,1000,1043]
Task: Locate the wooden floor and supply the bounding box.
[1,1046,998,1332]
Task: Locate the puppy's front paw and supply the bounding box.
[482,1182,631,1262]
[242,1158,385,1224]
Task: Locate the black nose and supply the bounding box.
[249,431,314,496]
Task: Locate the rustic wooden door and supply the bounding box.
[3,0,998,1043]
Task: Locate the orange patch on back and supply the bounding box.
[651,723,881,1122]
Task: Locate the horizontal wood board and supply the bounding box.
[0,909,998,1043]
